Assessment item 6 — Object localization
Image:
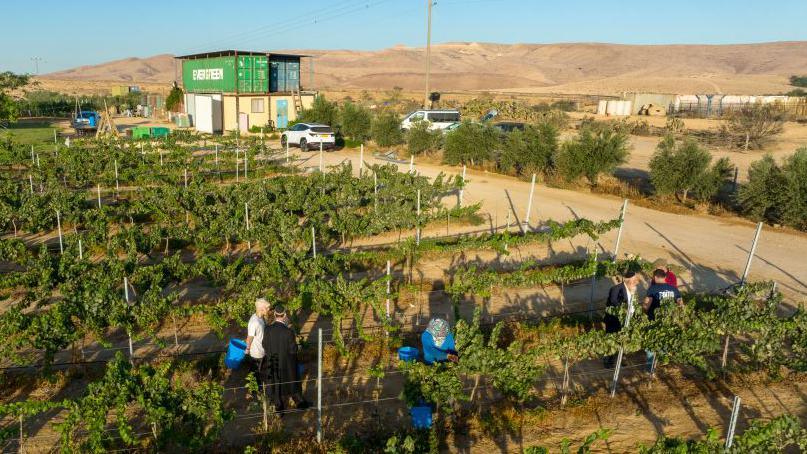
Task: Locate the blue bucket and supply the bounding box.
[410,405,433,429]
[398,346,420,362]
[225,338,247,369]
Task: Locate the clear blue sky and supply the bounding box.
[3,0,805,74]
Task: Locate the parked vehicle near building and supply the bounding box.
[401,109,461,131]
[281,123,335,151]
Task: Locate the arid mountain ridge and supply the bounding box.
[42,41,807,95]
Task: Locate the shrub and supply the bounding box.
[721,104,785,150]
[371,110,403,147]
[298,95,338,127]
[405,121,440,155]
[738,148,807,230]
[339,101,372,141]
[165,85,184,112]
[498,122,558,176]
[555,126,630,185]
[442,121,499,166]
[790,75,807,88]
[649,135,734,203]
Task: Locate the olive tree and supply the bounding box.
[739,148,807,230]
[297,95,338,127]
[370,110,403,147]
[442,121,499,166]
[555,126,629,185]
[498,122,558,176]
[649,135,734,203]
[339,101,372,141]
[405,120,440,155]
[721,104,785,150]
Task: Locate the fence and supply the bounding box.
[671,98,807,119]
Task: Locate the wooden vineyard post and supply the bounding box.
[56,210,64,254]
[317,328,323,443]
[522,173,536,233]
[311,226,317,258]
[184,168,188,188]
[459,165,466,207]
[560,359,570,407]
[740,222,763,286]
[612,199,628,261]
[725,395,741,450]
[721,335,731,370]
[359,144,364,177]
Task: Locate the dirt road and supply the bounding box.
[300,147,806,302]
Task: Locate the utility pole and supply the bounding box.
[424,0,433,108]
[31,57,44,75]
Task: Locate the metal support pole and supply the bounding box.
[725,395,741,450]
[373,172,378,213]
[416,189,421,245]
[386,260,391,318]
[740,222,763,286]
[319,141,324,172]
[78,239,83,260]
[236,149,240,182]
[29,175,34,194]
[184,168,188,188]
[285,140,290,163]
[359,144,364,177]
[124,277,134,364]
[588,245,599,319]
[160,149,163,166]
[721,335,731,370]
[19,415,23,454]
[523,173,536,233]
[424,0,433,107]
[311,226,317,258]
[317,328,323,443]
[114,160,119,193]
[409,155,414,172]
[612,199,628,261]
[215,144,219,171]
[610,293,635,397]
[459,165,466,207]
[56,210,63,254]
[560,359,570,407]
[244,150,248,179]
[245,202,251,251]
[97,184,101,208]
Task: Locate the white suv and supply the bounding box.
[401,109,461,131]
[281,123,336,151]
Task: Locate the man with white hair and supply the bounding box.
[245,298,270,392]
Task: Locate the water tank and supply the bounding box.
[597,100,608,115]
[605,100,618,116]
[621,100,633,116]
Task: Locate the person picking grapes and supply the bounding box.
[421,317,459,365]
[603,271,640,368]
[261,305,309,413]
[643,268,684,372]
[244,298,270,396]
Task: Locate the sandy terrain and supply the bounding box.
[39,41,807,95]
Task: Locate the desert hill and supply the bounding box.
[42,41,807,95]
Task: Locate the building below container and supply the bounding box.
[175,50,316,134]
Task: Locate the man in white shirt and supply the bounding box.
[245,298,270,392]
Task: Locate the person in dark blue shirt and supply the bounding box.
[421,318,458,365]
[643,268,684,371]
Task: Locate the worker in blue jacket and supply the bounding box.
[421,318,459,365]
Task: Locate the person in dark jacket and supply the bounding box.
[603,271,640,368]
[261,305,309,413]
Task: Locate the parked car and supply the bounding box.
[401,109,461,131]
[492,122,526,133]
[281,123,336,151]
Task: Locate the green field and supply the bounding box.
[2,120,57,148]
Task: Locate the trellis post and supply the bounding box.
[97,183,102,208]
[416,189,421,245]
[244,149,248,179]
[245,202,251,251]
[311,226,317,258]
[409,155,414,172]
[725,395,741,450]
[560,359,570,407]
[587,244,599,320]
[609,293,636,397]
[319,142,324,172]
[386,260,392,318]
[56,210,64,254]
[114,159,119,193]
[30,144,35,164]
[236,149,240,182]
[124,277,134,364]
[78,239,83,260]
[160,149,163,166]
[459,165,467,207]
[184,168,188,188]
[523,173,536,233]
[317,328,323,443]
[19,415,23,454]
[29,175,34,194]
[359,144,364,176]
[285,140,290,163]
[612,199,628,261]
[215,144,219,171]
[740,222,763,286]
[373,172,378,213]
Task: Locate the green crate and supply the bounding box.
[150,127,170,138]
[131,126,151,139]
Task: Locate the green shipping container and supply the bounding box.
[182,54,280,93]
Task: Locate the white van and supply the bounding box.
[401,109,461,131]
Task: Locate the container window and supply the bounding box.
[251,99,265,113]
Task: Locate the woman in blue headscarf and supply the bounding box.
[421,318,458,365]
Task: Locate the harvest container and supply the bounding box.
[398,346,419,362]
[225,338,247,369]
[410,405,433,429]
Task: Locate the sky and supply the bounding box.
[2,0,806,74]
